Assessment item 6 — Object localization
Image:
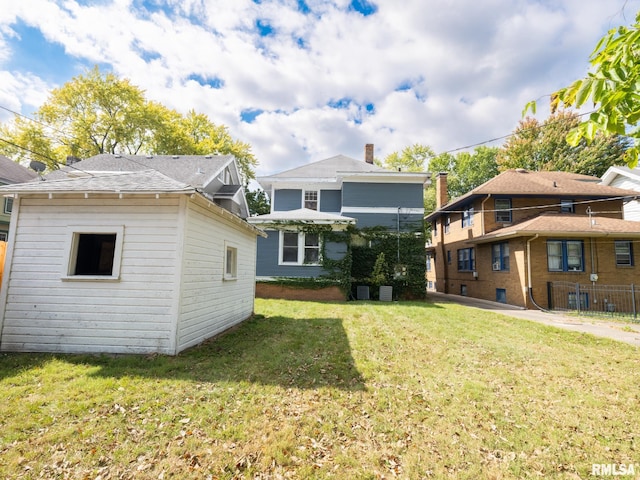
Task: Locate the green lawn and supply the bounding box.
[1,299,639,479]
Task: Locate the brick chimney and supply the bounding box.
[364,143,374,164]
[436,172,448,209]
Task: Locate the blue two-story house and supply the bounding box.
[248,144,429,293]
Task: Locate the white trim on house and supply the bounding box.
[278,230,322,266]
[341,206,425,215]
[61,225,125,281]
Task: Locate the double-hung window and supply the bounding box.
[426,253,432,272]
[462,207,474,228]
[491,243,509,271]
[495,198,512,223]
[280,231,321,265]
[304,190,318,210]
[457,248,475,271]
[614,240,633,266]
[547,240,584,272]
[444,216,451,234]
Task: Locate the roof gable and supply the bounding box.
[0,155,39,184]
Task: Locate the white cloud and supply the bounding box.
[0,0,639,176]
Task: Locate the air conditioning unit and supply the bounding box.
[492,262,501,271]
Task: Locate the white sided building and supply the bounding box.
[0,155,265,355]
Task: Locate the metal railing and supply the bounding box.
[548,281,638,321]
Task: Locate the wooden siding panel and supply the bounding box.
[342,183,423,208]
[273,189,302,211]
[0,197,181,354]
[176,201,257,352]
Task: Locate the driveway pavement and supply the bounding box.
[427,291,640,347]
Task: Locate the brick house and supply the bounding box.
[425,169,640,309]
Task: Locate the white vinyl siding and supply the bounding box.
[0,196,181,354]
[175,200,256,353]
[609,176,640,221]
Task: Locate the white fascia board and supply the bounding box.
[341,206,425,215]
[339,172,430,184]
[601,167,640,186]
[258,178,342,190]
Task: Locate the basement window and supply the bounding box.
[63,226,124,280]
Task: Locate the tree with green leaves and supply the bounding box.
[423,146,500,213]
[378,143,434,172]
[0,66,258,182]
[246,188,271,216]
[498,111,628,176]
[524,11,640,167]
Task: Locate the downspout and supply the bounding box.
[526,234,549,311]
[480,194,491,236]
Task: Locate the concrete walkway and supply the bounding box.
[427,291,640,347]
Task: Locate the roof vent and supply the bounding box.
[172,155,179,159]
[205,155,212,159]
[515,168,527,173]
[114,154,121,158]
[146,155,153,159]
[196,167,204,174]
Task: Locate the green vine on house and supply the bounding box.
[260,221,426,300]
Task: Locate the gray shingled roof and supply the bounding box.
[0,155,39,184]
[0,170,195,194]
[46,153,234,188]
[261,154,387,180]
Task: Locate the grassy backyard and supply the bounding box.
[1,298,639,479]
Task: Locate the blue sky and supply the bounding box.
[0,0,639,176]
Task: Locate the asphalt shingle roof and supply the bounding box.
[471,212,640,243]
[0,170,195,194]
[0,155,39,184]
[46,154,234,188]
[261,154,388,180]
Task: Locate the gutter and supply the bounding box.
[526,234,549,311]
[480,194,491,236]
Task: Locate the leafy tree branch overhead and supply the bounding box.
[0,66,258,183]
[524,11,640,167]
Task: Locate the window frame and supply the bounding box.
[560,199,575,213]
[491,242,510,271]
[614,240,634,267]
[224,241,238,280]
[303,190,319,211]
[495,198,512,223]
[4,197,13,214]
[62,225,124,281]
[278,230,321,266]
[426,252,432,272]
[547,239,584,272]
[457,247,475,272]
[461,206,474,228]
[444,215,451,234]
